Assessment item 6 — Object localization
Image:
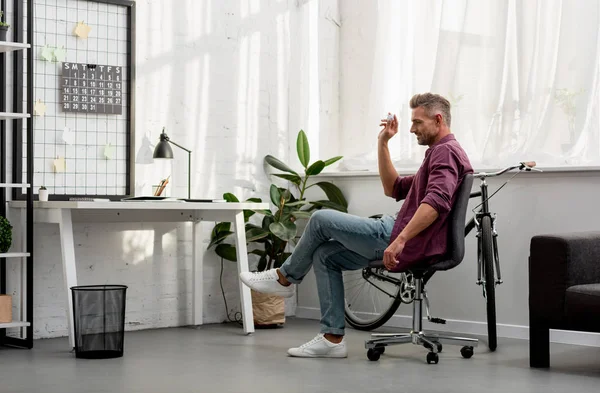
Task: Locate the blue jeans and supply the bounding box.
[279,210,395,335]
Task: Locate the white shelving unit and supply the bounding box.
[0,31,33,348]
[0,112,30,120]
[0,252,30,258]
[0,41,29,53]
[0,321,30,329]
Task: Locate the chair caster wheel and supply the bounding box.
[461,346,474,359]
[375,346,385,354]
[436,342,443,353]
[367,348,381,361]
[426,352,439,364]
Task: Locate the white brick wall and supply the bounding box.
[5,0,340,339]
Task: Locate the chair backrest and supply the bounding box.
[431,173,474,271]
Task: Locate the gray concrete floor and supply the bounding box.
[0,318,599,393]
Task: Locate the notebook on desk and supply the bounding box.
[120,196,226,202]
[121,196,178,202]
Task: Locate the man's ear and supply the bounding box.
[436,113,443,126]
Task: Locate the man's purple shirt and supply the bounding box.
[390,134,473,271]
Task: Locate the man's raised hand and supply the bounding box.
[379,112,399,142]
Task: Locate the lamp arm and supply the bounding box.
[166,138,192,154]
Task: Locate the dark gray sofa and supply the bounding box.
[529,232,600,368]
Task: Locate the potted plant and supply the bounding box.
[0,216,12,253]
[209,130,347,326]
[0,11,10,42]
[38,185,49,201]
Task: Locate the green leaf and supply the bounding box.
[306,160,325,176]
[265,155,298,175]
[282,220,297,240]
[208,230,234,249]
[252,209,273,217]
[296,130,310,168]
[223,193,239,202]
[246,227,270,242]
[246,197,262,203]
[215,244,238,262]
[285,200,309,207]
[262,215,275,231]
[269,222,286,239]
[313,182,348,209]
[323,156,343,167]
[243,210,255,222]
[269,221,297,241]
[269,184,281,206]
[291,210,313,219]
[310,200,348,212]
[273,173,302,185]
[208,222,232,249]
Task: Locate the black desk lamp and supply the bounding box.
[153,127,192,199]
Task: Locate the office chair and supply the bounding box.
[364,173,478,364]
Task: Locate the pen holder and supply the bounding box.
[152,184,168,197]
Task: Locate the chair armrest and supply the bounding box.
[529,232,600,323]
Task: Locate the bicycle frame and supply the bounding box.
[464,162,539,287]
[465,178,502,287]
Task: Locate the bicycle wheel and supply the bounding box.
[481,215,498,351]
[343,267,405,330]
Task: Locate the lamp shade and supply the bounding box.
[153,130,174,159]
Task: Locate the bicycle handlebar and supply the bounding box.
[474,161,541,179]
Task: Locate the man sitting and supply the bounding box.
[240,92,474,358]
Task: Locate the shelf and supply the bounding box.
[0,112,31,120]
[0,252,30,258]
[0,183,30,188]
[0,321,31,329]
[0,41,30,53]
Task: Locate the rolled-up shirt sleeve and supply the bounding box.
[392,175,415,201]
[420,146,460,214]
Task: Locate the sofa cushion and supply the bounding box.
[565,284,600,331]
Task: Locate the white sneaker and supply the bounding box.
[239,269,294,298]
[287,334,348,358]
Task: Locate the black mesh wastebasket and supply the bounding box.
[71,285,127,359]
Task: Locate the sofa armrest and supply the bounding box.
[529,232,600,323]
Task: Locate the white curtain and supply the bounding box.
[339,0,600,171]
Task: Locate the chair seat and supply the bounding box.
[565,283,600,330]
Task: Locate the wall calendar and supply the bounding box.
[61,62,123,114]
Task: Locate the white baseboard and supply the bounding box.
[295,306,600,347]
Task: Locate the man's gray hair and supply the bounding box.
[409,93,452,127]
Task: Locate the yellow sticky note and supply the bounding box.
[73,21,92,39]
[53,157,66,173]
[34,99,46,116]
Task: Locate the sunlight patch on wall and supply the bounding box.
[241,0,261,19]
[122,230,157,266]
[236,32,262,182]
[277,12,290,135]
[306,0,320,158]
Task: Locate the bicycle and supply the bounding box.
[343,161,541,351]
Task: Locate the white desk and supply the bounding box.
[9,200,269,348]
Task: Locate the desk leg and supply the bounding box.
[233,211,254,334]
[192,219,203,326]
[58,209,78,349]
